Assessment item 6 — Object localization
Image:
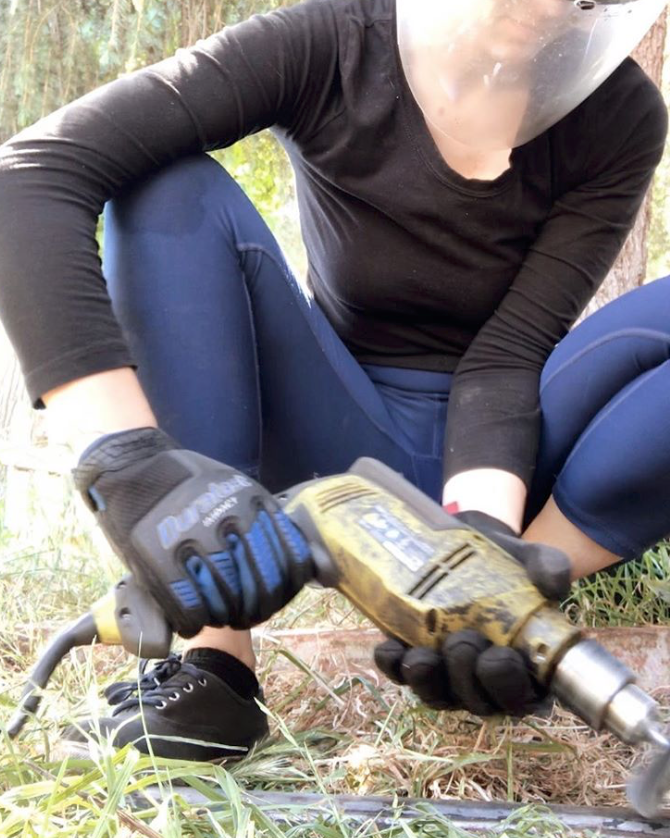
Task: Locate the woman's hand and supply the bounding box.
[374,510,572,716]
[74,426,314,637]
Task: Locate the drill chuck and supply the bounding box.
[551,639,667,748]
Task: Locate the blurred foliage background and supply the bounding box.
[1,0,669,282]
[0,0,306,272]
[0,0,668,452]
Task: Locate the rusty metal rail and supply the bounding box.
[252,626,670,694]
[134,787,670,836]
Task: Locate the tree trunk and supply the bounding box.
[581,11,668,317]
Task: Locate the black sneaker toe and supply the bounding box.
[61,658,269,761]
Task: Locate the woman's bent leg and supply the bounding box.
[104,155,269,475]
[526,278,670,567]
[103,154,439,494]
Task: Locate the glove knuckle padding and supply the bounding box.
[236,531,285,624]
[272,510,312,577]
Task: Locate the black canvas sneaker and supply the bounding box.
[62,654,269,761]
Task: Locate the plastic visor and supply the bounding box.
[397,0,667,150]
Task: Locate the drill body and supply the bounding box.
[283,459,578,685]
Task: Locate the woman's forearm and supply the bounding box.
[442,468,527,533]
[43,367,158,459]
[443,468,622,578]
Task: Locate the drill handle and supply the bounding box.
[91,574,173,658]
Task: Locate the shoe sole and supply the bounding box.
[54,736,257,764]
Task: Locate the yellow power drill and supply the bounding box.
[7,458,670,817]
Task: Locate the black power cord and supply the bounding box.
[7,611,97,738]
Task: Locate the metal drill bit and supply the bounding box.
[626,725,670,820]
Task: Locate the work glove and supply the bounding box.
[374,510,572,717]
[74,427,313,637]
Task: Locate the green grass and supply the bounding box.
[565,544,670,627]
[1,477,669,835]
[0,747,588,837]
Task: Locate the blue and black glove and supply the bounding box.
[374,511,572,717]
[74,427,313,637]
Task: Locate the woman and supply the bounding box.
[0,0,668,760]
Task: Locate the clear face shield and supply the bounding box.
[397,0,668,151]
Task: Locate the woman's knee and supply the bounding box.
[551,364,670,559]
[105,154,249,236]
[529,279,670,523]
[542,277,670,390]
[538,278,670,440]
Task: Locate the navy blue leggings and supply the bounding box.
[103,155,670,561]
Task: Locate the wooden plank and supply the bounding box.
[0,443,70,474]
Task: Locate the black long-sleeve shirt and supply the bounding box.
[0,0,666,487]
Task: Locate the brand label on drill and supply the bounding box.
[358,506,435,571]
